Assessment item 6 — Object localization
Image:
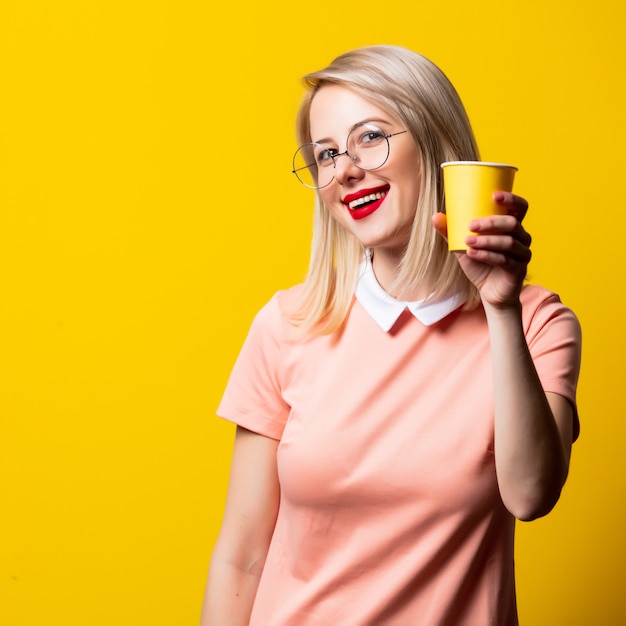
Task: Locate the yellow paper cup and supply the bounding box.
[441,161,518,251]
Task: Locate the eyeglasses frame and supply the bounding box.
[292,127,408,189]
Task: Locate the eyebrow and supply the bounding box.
[312,117,394,145]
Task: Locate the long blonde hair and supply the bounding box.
[290,45,481,333]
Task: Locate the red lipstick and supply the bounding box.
[342,185,390,221]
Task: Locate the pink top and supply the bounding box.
[217,283,581,625]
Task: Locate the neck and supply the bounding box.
[370,248,433,301]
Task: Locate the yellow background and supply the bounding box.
[1,1,624,624]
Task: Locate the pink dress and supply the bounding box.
[218,283,581,625]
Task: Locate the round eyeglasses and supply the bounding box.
[292,123,408,189]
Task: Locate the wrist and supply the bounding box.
[482,299,523,325]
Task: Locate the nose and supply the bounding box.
[332,151,364,186]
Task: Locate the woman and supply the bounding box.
[201,45,581,625]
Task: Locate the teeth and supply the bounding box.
[348,191,386,210]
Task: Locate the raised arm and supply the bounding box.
[482,302,573,520]
[201,426,280,625]
[433,192,576,520]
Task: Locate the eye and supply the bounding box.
[314,146,339,167]
[359,130,386,146]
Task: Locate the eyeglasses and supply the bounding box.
[292,123,408,189]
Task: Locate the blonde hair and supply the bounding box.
[290,45,481,333]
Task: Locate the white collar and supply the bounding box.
[355,255,466,332]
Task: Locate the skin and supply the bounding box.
[201,85,575,625]
[310,85,426,299]
[432,202,574,521]
[201,427,279,626]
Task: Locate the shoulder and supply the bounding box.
[520,283,577,319]
[519,283,582,344]
[254,284,304,322]
[520,283,563,308]
[248,284,305,341]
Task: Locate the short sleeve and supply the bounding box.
[521,285,583,440]
[217,293,290,440]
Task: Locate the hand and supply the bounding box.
[432,191,532,310]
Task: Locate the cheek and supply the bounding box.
[327,206,350,230]
[402,168,422,209]
[319,192,347,222]
[318,189,332,207]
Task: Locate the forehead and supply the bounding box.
[309,85,395,141]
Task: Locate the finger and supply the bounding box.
[464,234,532,266]
[492,191,529,222]
[432,212,448,239]
[465,247,532,271]
[469,215,532,248]
[465,233,532,264]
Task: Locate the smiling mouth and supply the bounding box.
[348,190,388,211]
